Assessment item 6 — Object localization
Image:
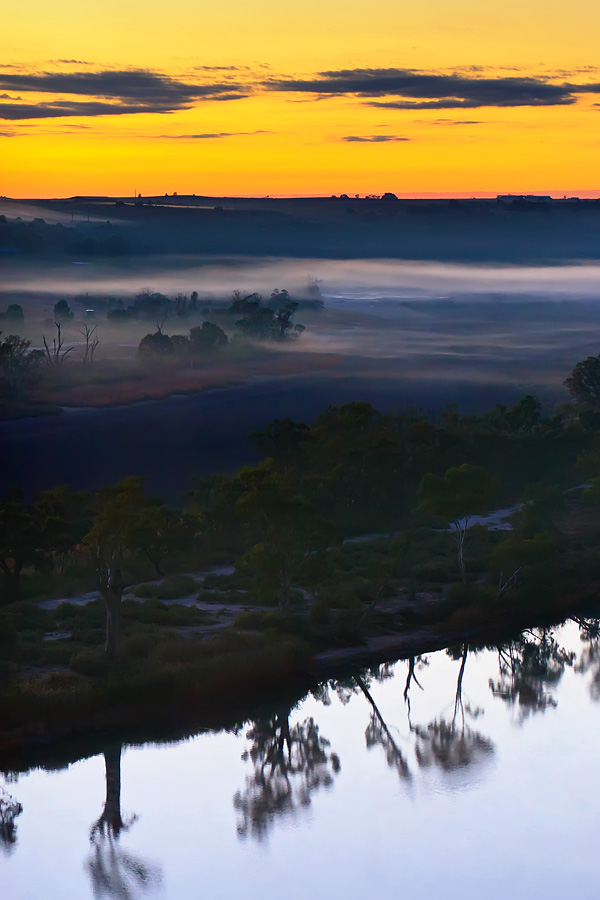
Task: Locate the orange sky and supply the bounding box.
[1,0,599,197]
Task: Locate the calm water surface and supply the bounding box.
[2,621,599,899]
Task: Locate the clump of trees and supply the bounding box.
[0,304,25,325]
[0,333,43,399]
[226,290,306,341]
[138,321,228,361]
[53,299,74,323]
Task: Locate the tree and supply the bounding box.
[0,491,68,604]
[137,330,174,357]
[0,333,43,398]
[79,324,99,367]
[83,478,152,658]
[417,464,499,582]
[236,462,332,610]
[42,322,74,375]
[189,321,228,354]
[134,505,196,577]
[249,418,310,476]
[53,299,74,323]
[565,355,600,408]
[0,304,24,325]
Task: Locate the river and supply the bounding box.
[0,373,526,500]
[1,620,598,899]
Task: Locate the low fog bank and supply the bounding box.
[2,255,600,301]
[2,253,599,497]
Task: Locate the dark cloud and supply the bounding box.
[194,65,250,72]
[264,68,600,109]
[0,93,21,100]
[341,134,410,142]
[0,130,15,137]
[427,118,483,125]
[0,69,252,119]
[56,59,93,65]
[157,130,269,138]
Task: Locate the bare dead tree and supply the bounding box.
[42,321,75,373]
[155,313,168,334]
[80,323,99,367]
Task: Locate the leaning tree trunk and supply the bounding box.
[454,520,468,584]
[100,585,123,659]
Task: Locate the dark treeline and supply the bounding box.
[3,388,600,663]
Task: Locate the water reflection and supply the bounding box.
[3,618,600,899]
[87,745,161,899]
[0,786,22,855]
[412,646,494,772]
[234,707,341,840]
[489,628,575,721]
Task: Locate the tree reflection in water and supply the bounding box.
[355,673,411,779]
[573,617,600,701]
[87,744,161,900]
[0,785,22,855]
[407,646,494,772]
[234,708,340,840]
[489,628,575,722]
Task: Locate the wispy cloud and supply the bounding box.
[341,134,410,142]
[427,118,483,125]
[156,130,270,139]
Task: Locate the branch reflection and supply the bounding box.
[234,707,340,840]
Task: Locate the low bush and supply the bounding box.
[70,649,108,677]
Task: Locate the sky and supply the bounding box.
[1,0,599,197]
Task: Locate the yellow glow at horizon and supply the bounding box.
[2,0,600,196]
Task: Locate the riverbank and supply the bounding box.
[1,577,596,768]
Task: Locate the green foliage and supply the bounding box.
[418,464,499,525]
[565,355,600,408]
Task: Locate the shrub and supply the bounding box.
[70,649,108,677]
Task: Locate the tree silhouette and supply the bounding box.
[565,354,600,408]
[234,707,340,839]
